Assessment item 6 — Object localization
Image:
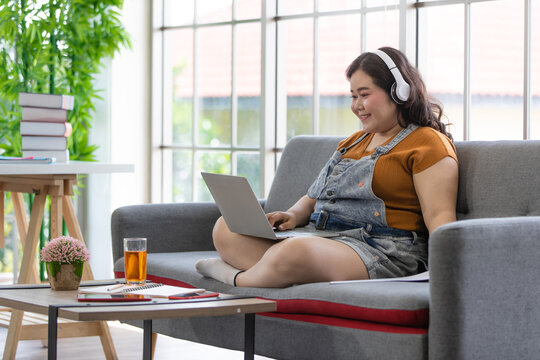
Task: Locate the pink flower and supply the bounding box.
[40,236,90,263]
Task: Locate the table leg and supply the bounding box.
[2,192,47,359]
[3,192,47,357]
[17,191,47,284]
[49,194,62,239]
[62,195,118,359]
[62,196,94,280]
[1,190,4,248]
[12,192,39,283]
[143,320,153,360]
[3,310,24,360]
[244,314,255,360]
[48,305,58,360]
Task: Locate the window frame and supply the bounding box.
[152,0,536,202]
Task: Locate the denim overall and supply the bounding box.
[307,124,428,278]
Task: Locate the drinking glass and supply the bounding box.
[123,238,147,285]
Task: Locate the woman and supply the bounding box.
[196,47,458,288]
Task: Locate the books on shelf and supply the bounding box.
[0,156,55,164]
[20,121,72,137]
[21,107,68,122]
[79,283,206,299]
[22,136,67,151]
[17,92,73,163]
[18,92,74,110]
[22,150,69,162]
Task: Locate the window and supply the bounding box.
[156,0,262,202]
[154,0,539,202]
[417,0,539,141]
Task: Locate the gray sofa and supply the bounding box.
[111,135,540,360]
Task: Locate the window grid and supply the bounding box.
[154,0,536,202]
[415,0,534,141]
[524,0,531,139]
[159,1,263,202]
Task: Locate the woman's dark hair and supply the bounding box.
[346,47,453,141]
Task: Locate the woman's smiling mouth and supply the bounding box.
[358,113,371,121]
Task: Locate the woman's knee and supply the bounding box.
[212,216,232,251]
[267,237,315,276]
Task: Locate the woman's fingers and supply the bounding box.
[266,212,295,230]
[267,212,287,226]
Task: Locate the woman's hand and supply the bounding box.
[266,195,317,231]
[266,211,297,231]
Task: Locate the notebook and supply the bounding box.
[79,283,205,298]
[201,172,339,241]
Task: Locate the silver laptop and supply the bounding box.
[201,172,339,240]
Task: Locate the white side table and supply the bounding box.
[0,161,134,360]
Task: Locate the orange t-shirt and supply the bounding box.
[337,126,457,233]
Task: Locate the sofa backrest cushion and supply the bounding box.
[455,140,540,220]
[265,135,540,222]
[265,135,343,213]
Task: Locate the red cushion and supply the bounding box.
[115,272,428,334]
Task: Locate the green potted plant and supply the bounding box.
[40,236,90,290]
[0,0,131,159]
[0,0,131,279]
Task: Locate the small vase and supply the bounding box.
[46,261,84,290]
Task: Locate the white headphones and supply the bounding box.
[369,49,410,104]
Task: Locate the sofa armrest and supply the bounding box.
[428,216,540,360]
[111,202,222,262]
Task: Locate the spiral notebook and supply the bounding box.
[79,283,205,298]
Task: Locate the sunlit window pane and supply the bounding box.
[197,0,232,24]
[418,4,464,141]
[278,0,313,16]
[236,152,260,196]
[236,0,261,20]
[278,18,314,144]
[365,0,398,8]
[365,9,399,51]
[163,0,194,27]
[531,1,540,139]
[237,23,261,147]
[172,150,193,202]
[197,151,231,201]
[166,29,194,146]
[155,0,538,204]
[470,0,523,140]
[318,15,361,136]
[318,0,360,12]
[197,26,232,146]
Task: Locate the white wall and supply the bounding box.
[85,0,152,279]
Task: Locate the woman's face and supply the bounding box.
[349,69,400,136]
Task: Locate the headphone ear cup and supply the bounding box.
[390,82,404,104]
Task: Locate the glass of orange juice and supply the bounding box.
[123,238,147,285]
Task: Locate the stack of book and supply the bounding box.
[19,92,74,163]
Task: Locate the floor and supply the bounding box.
[0,320,273,359]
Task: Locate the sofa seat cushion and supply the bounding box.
[114,251,429,332]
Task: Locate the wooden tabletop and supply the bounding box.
[0,284,276,322]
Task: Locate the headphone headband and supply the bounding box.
[369,49,410,103]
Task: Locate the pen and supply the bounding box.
[168,292,220,300]
[106,283,125,292]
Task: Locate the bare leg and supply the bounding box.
[204,216,369,288]
[235,236,369,288]
[212,216,275,270]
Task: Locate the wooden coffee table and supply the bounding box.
[0,282,276,360]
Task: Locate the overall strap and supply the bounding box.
[338,132,370,155]
[372,123,418,156]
